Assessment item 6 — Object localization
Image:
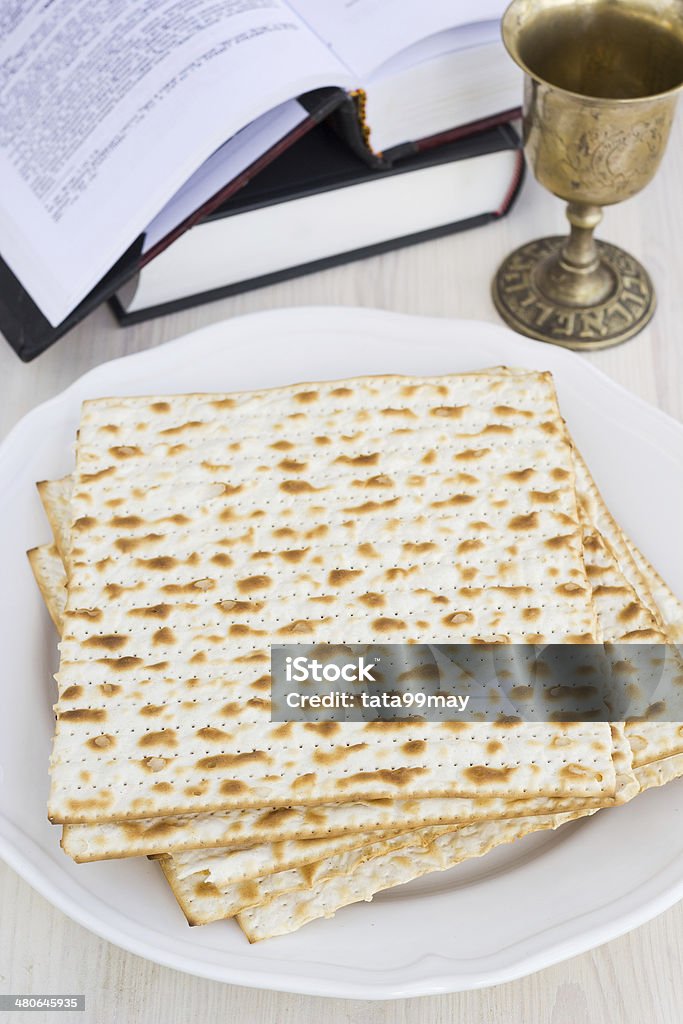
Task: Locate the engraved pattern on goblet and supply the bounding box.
[494,237,655,347]
[560,120,667,193]
[493,0,683,348]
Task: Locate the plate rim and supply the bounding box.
[2,305,682,999]
[3,806,683,999]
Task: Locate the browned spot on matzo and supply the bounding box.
[197,727,232,742]
[403,740,427,755]
[328,569,363,586]
[138,730,178,748]
[457,539,483,554]
[96,656,143,670]
[129,602,174,618]
[335,453,379,466]
[59,709,107,723]
[531,490,561,504]
[65,608,103,622]
[341,767,427,788]
[198,751,269,770]
[432,494,475,508]
[343,498,400,514]
[280,480,322,494]
[509,513,539,530]
[140,704,165,717]
[210,553,233,567]
[236,576,271,594]
[431,406,466,418]
[381,407,416,417]
[110,515,144,528]
[82,467,115,482]
[279,549,309,564]
[314,743,368,764]
[278,619,326,635]
[545,534,575,550]
[443,611,474,627]
[159,421,203,437]
[61,685,83,700]
[465,766,516,783]
[83,634,127,651]
[220,780,248,795]
[303,722,341,736]
[152,627,175,645]
[110,445,143,457]
[618,602,643,623]
[354,474,394,487]
[372,617,407,632]
[115,534,165,554]
[72,516,96,531]
[403,542,436,555]
[136,555,177,570]
[258,807,297,825]
[456,447,491,461]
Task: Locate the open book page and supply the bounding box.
[289,0,509,78]
[363,43,520,152]
[142,99,307,253]
[0,0,350,326]
[369,21,503,81]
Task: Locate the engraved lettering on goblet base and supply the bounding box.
[493,236,655,349]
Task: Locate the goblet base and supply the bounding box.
[492,236,655,350]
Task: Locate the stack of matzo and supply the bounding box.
[27,368,683,942]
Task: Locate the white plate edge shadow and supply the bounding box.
[3,813,683,1000]
[1,306,682,999]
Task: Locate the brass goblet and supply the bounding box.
[493,0,683,349]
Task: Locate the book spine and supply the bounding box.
[496,147,525,217]
[323,92,389,169]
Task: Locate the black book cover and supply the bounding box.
[205,118,520,217]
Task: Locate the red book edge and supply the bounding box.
[415,107,522,153]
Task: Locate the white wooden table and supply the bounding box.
[1,110,682,1024]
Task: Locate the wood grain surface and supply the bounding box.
[1,109,682,1024]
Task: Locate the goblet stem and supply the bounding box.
[562,202,603,272]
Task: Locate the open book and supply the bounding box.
[0,0,519,353]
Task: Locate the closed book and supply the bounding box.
[114,120,524,324]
